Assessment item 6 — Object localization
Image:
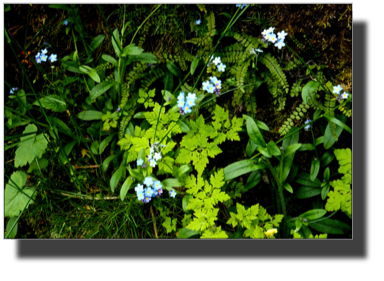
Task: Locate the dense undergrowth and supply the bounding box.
[4,4,352,239]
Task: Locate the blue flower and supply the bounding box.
[143,195,151,203]
[236,4,241,7]
[277,30,288,40]
[183,105,192,114]
[153,181,162,190]
[196,19,201,25]
[217,63,226,72]
[209,76,218,84]
[215,83,222,90]
[267,27,275,34]
[261,29,269,36]
[137,159,144,166]
[10,88,17,94]
[137,193,144,201]
[170,190,177,198]
[154,152,162,161]
[41,48,48,54]
[186,97,196,107]
[64,19,68,25]
[304,119,311,130]
[269,34,278,43]
[212,57,221,66]
[157,188,163,196]
[149,159,157,168]
[206,83,215,94]
[177,99,185,108]
[144,177,153,187]
[256,48,263,53]
[187,93,196,101]
[341,92,349,99]
[274,39,286,50]
[202,81,210,91]
[135,184,144,193]
[49,54,57,63]
[333,85,343,94]
[177,92,185,101]
[144,187,154,197]
[41,54,48,62]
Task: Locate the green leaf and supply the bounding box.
[299,209,327,221]
[309,218,351,234]
[283,182,293,193]
[177,228,199,239]
[77,110,103,120]
[244,170,262,190]
[164,70,173,92]
[90,140,99,155]
[90,81,115,100]
[191,57,200,75]
[256,120,269,131]
[267,140,281,156]
[47,116,75,138]
[224,159,260,181]
[296,186,321,199]
[33,95,67,112]
[111,29,122,57]
[179,120,190,133]
[59,141,76,165]
[323,115,351,134]
[120,177,134,201]
[99,134,115,154]
[321,183,330,200]
[6,217,18,239]
[90,34,105,52]
[295,172,321,187]
[16,90,27,115]
[298,143,315,151]
[284,143,302,156]
[163,217,177,233]
[127,165,144,182]
[302,81,319,104]
[246,139,258,157]
[27,157,48,175]
[5,4,11,12]
[101,54,117,66]
[110,166,124,193]
[310,159,320,181]
[121,44,144,57]
[79,65,100,83]
[129,53,157,64]
[102,154,118,172]
[15,125,49,168]
[323,115,347,149]
[5,171,36,218]
[162,178,182,190]
[320,150,335,167]
[243,115,266,147]
[166,61,183,79]
[257,146,271,158]
[182,195,193,213]
[323,167,330,182]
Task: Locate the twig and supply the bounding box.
[150,205,159,239]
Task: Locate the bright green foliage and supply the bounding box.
[176,115,222,175]
[290,80,303,97]
[325,179,352,216]
[325,148,352,217]
[292,230,328,239]
[227,203,284,239]
[15,124,49,168]
[279,102,310,135]
[162,216,177,233]
[117,126,150,163]
[33,95,67,112]
[211,105,243,143]
[182,214,192,227]
[260,53,289,94]
[137,88,155,108]
[185,170,230,238]
[5,171,36,218]
[102,111,119,131]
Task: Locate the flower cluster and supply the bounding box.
[135,177,164,203]
[207,55,226,72]
[236,4,248,9]
[304,119,311,130]
[333,84,349,101]
[202,76,222,96]
[261,27,288,50]
[35,48,57,64]
[141,142,166,168]
[9,87,18,94]
[178,92,197,115]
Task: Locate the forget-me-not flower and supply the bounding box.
[304,119,312,130]
[154,152,162,161]
[333,85,343,94]
[342,92,349,99]
[135,184,144,193]
[153,181,162,190]
[207,83,215,93]
[49,54,57,63]
[144,177,153,187]
[170,190,177,198]
[137,159,144,166]
[41,48,48,54]
[64,19,68,25]
[196,19,201,25]
[218,63,226,72]
[275,40,286,50]
[187,93,196,101]
[277,30,288,40]
[150,159,157,168]
[213,57,221,66]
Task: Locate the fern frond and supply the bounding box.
[260,53,289,94]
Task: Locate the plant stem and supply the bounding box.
[150,205,159,239]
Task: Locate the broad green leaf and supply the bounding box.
[244,170,262,190]
[5,171,36,217]
[59,141,76,165]
[90,81,114,100]
[177,228,199,239]
[256,120,269,131]
[162,178,182,190]
[310,159,320,181]
[99,134,115,154]
[321,183,330,200]
[323,167,330,182]
[323,115,347,149]
[286,164,299,183]
[309,218,351,234]
[33,95,67,112]
[6,217,18,239]
[299,209,327,220]
[164,70,173,92]
[120,177,134,201]
[90,34,105,52]
[111,29,122,57]
[27,157,48,175]
[246,139,258,157]
[101,54,117,66]
[267,140,281,156]
[295,172,321,187]
[284,143,302,156]
[47,116,75,138]
[129,53,157,64]
[296,186,321,199]
[177,165,190,178]
[15,125,49,168]
[302,81,319,104]
[77,110,103,120]
[121,44,144,57]
[320,150,335,167]
[323,115,351,134]
[79,65,100,83]
[281,127,299,183]
[224,159,260,181]
[257,146,271,158]
[90,140,99,155]
[166,61,183,79]
[243,115,266,147]
[102,154,118,172]
[283,182,293,193]
[295,219,302,232]
[179,120,190,133]
[127,165,144,182]
[282,127,300,148]
[191,57,200,75]
[110,165,124,193]
[298,143,315,151]
[182,195,193,213]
